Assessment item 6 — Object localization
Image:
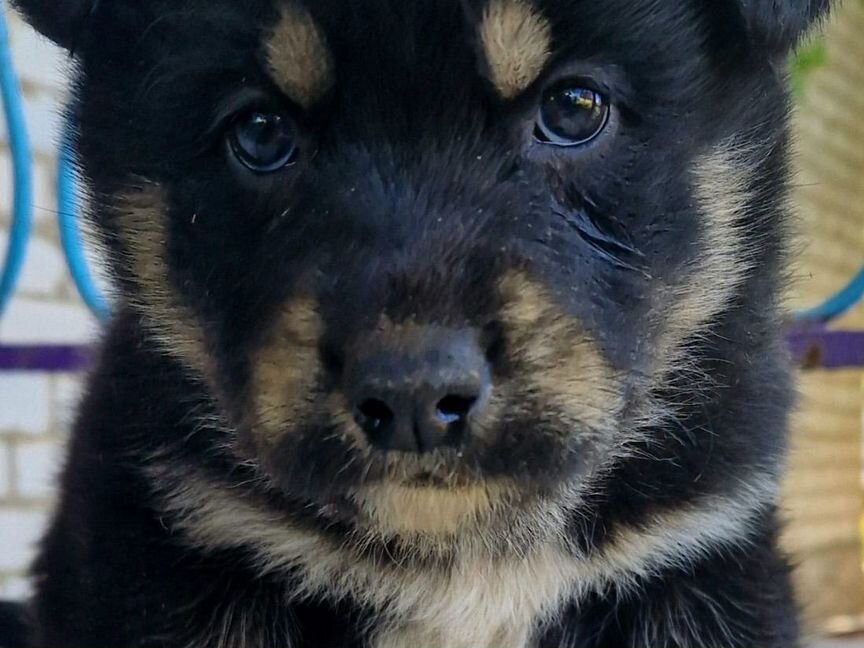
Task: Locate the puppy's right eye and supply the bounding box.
[228,111,298,173]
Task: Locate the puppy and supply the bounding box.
[10,0,828,646]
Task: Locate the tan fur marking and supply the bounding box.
[149,464,776,648]
[603,144,762,436]
[497,272,623,434]
[350,481,517,536]
[479,0,552,98]
[251,298,323,445]
[591,475,778,584]
[266,4,333,108]
[655,145,756,370]
[113,187,211,377]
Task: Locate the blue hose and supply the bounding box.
[57,124,109,321]
[0,0,33,316]
[794,266,864,325]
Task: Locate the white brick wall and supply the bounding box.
[0,373,51,434]
[0,8,95,598]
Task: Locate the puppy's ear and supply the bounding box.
[738,0,832,53]
[10,0,94,51]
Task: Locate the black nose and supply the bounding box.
[346,327,491,453]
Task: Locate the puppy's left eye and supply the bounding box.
[228,111,298,172]
[534,84,610,147]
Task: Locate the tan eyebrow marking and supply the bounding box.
[479,0,553,98]
[265,3,333,108]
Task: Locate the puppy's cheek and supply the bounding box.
[246,298,325,451]
[244,300,370,497]
[483,401,609,483]
[653,145,757,374]
[265,421,366,501]
[111,185,213,379]
[496,272,625,446]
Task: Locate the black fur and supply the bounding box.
[0,602,27,648]
[9,0,96,51]
[739,0,832,52]
[9,0,830,646]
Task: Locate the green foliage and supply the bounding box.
[790,38,827,98]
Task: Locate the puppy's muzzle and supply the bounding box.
[345,326,492,453]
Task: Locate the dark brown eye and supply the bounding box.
[534,84,610,147]
[228,111,298,172]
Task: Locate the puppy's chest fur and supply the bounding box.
[332,545,576,648]
[154,471,580,648]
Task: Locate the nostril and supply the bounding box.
[356,398,394,436]
[357,398,393,430]
[435,395,477,425]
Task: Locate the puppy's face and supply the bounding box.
[18,0,814,540]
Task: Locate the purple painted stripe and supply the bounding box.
[1,331,863,373]
[787,329,864,370]
[0,345,93,372]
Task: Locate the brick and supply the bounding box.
[0,373,51,435]
[0,145,57,226]
[30,158,59,225]
[0,156,58,232]
[0,298,98,344]
[0,509,48,571]
[0,575,33,600]
[21,91,64,157]
[0,233,67,297]
[0,92,63,158]
[14,440,64,500]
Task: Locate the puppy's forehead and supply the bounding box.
[263,0,553,104]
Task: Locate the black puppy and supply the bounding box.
[8,0,828,646]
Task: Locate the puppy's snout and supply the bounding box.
[346,327,491,453]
